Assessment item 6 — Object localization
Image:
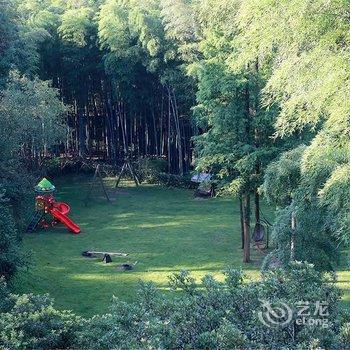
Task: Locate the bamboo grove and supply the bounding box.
[13,0,197,174]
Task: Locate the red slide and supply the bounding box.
[49,204,81,234]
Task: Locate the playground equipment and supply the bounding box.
[84,164,110,205]
[252,210,272,250]
[26,178,81,234]
[84,161,139,206]
[191,172,215,197]
[114,159,140,188]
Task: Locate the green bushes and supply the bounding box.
[155,173,197,189]
[0,192,27,281]
[42,157,96,177]
[78,262,344,349]
[134,157,168,183]
[0,281,82,350]
[1,262,350,349]
[133,157,198,189]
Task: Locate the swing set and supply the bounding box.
[84,160,140,205]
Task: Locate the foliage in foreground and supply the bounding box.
[1,262,350,349]
[0,192,28,281]
[0,280,81,350]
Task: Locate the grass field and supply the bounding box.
[15,175,350,316]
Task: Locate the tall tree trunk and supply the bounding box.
[169,88,184,175]
[105,94,117,163]
[254,190,260,223]
[239,196,245,249]
[144,111,148,155]
[152,107,158,155]
[242,193,251,263]
[77,102,87,157]
[130,113,133,155]
[118,105,127,156]
[181,119,188,173]
[160,92,164,156]
[167,89,172,173]
[290,212,296,261]
[123,102,129,154]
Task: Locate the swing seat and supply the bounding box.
[192,173,215,198]
[252,222,265,242]
[194,185,215,197]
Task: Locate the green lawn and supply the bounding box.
[15,175,350,316]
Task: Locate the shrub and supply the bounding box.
[0,289,82,350]
[340,323,350,347]
[155,172,197,189]
[1,262,348,349]
[76,262,348,349]
[0,160,34,227]
[134,157,168,183]
[41,157,96,177]
[0,191,28,281]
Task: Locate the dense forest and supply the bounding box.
[1,0,197,174]
[1,0,350,349]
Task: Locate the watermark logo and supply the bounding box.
[258,300,293,328]
[258,300,330,328]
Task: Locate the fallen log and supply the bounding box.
[82,251,128,258]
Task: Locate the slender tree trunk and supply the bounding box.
[65,124,70,155]
[130,114,133,155]
[152,106,158,155]
[170,89,184,175]
[118,104,127,156]
[167,89,172,173]
[290,212,296,261]
[123,102,129,154]
[254,190,260,223]
[105,94,117,163]
[242,193,251,263]
[239,196,245,249]
[160,92,164,156]
[144,111,148,155]
[134,116,137,156]
[77,102,87,157]
[181,121,186,173]
[241,84,252,262]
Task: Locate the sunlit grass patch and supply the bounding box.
[15,175,349,316]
